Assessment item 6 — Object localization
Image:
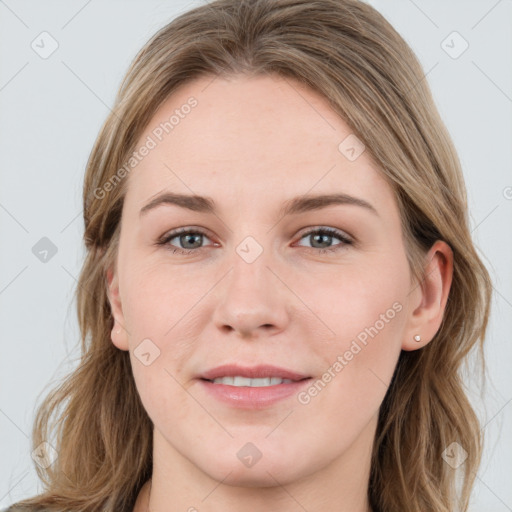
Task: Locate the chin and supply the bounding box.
[205,461,296,488]
[195,446,314,488]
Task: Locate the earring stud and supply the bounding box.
[414,334,421,342]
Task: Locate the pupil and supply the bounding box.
[182,234,201,248]
[313,233,331,248]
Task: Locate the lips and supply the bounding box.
[199,364,310,382]
[198,365,312,409]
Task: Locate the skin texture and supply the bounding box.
[107,74,453,512]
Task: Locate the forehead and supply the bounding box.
[123,74,396,218]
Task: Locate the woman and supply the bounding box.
[4,0,492,511]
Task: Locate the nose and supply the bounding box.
[211,252,290,339]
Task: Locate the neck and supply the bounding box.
[138,417,376,512]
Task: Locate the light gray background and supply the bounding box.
[0,0,511,510]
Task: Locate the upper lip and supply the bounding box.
[199,364,310,382]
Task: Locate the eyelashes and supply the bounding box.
[156,226,354,256]
[295,227,353,254]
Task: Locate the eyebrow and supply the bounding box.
[139,192,379,218]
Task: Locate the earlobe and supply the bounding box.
[402,240,454,351]
[106,266,130,351]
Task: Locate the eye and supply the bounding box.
[157,227,215,255]
[295,227,353,254]
[156,226,353,255]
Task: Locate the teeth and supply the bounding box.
[211,376,293,386]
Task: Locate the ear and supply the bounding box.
[106,265,129,351]
[402,240,454,351]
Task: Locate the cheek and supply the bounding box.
[122,247,409,386]
[119,262,203,403]
[116,244,410,481]
[298,256,408,410]
[121,267,200,430]
[121,258,205,338]
[306,255,408,341]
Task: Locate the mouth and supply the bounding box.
[202,376,298,387]
[197,364,312,409]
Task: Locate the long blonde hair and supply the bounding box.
[11,1,491,511]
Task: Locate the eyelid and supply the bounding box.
[295,225,353,243]
[157,226,215,247]
[157,225,354,254]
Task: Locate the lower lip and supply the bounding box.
[198,378,312,409]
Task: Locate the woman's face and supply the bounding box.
[108,74,426,487]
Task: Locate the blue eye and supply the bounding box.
[296,227,353,253]
[157,226,353,255]
[157,228,213,255]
